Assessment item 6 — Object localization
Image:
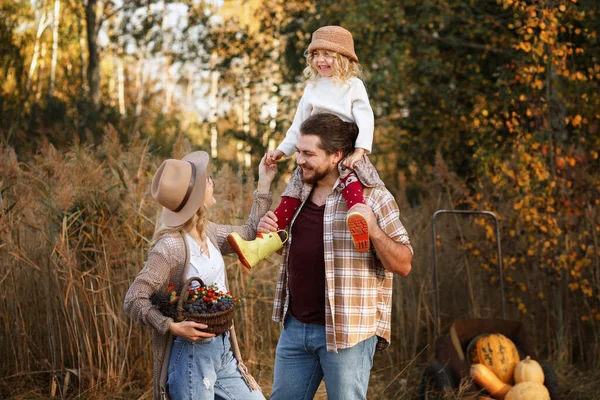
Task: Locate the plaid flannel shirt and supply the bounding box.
[272,180,412,352]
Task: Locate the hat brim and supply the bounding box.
[308,39,358,63]
[160,151,209,227]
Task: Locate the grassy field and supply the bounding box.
[1,135,598,399]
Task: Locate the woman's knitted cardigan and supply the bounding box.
[124,190,272,399]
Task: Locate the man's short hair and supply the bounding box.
[299,113,359,158]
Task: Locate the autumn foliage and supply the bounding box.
[1,0,599,398]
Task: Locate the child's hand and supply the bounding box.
[342,148,366,170]
[266,149,285,166]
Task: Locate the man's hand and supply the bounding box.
[348,203,412,276]
[348,203,377,233]
[257,211,279,233]
[169,320,215,342]
[265,149,285,166]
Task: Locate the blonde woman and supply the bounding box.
[228,26,385,268]
[124,151,275,400]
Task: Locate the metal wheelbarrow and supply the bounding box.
[418,210,560,399]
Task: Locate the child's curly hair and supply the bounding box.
[303,50,363,84]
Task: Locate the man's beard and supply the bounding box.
[300,164,334,185]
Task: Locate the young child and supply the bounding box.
[228,25,384,269]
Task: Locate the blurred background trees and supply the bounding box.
[3,0,598,173]
[1,0,599,397]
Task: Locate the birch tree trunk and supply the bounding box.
[162,3,173,114]
[266,32,281,152]
[134,44,150,118]
[135,56,146,117]
[72,2,87,94]
[243,84,251,168]
[208,53,219,158]
[115,10,125,116]
[26,13,48,94]
[135,4,152,118]
[117,55,126,116]
[108,56,116,106]
[85,0,101,106]
[242,52,251,168]
[164,56,174,114]
[185,68,194,104]
[235,100,244,165]
[36,42,48,101]
[48,0,61,98]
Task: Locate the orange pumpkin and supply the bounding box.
[468,333,520,384]
[471,363,512,398]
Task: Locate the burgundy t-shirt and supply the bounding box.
[288,200,326,325]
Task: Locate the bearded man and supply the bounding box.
[261,113,413,400]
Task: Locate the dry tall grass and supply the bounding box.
[1,130,598,399]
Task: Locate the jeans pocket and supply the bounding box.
[168,338,187,374]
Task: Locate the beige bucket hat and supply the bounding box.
[307,25,358,63]
[151,151,209,227]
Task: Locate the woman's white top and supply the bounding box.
[184,234,228,292]
[277,76,374,157]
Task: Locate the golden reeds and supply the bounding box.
[0,134,598,399]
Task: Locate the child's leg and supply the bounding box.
[340,172,365,209]
[340,155,385,253]
[227,195,296,269]
[339,154,385,189]
[273,166,304,230]
[341,172,370,253]
[342,172,370,253]
[227,170,303,269]
[272,196,302,230]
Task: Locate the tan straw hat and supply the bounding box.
[307,25,358,63]
[151,151,209,227]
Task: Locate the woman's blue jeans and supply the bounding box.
[271,315,377,400]
[167,332,264,400]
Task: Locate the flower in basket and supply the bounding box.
[181,283,240,315]
[150,281,241,321]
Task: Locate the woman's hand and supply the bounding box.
[169,320,215,342]
[257,153,277,194]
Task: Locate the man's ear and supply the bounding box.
[331,150,344,165]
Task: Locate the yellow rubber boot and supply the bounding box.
[346,212,370,253]
[227,230,288,269]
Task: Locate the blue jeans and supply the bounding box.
[167,332,265,400]
[271,315,377,400]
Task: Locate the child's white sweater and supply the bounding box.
[277,77,374,157]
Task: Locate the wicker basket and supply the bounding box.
[175,277,234,335]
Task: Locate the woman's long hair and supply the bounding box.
[149,205,209,250]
